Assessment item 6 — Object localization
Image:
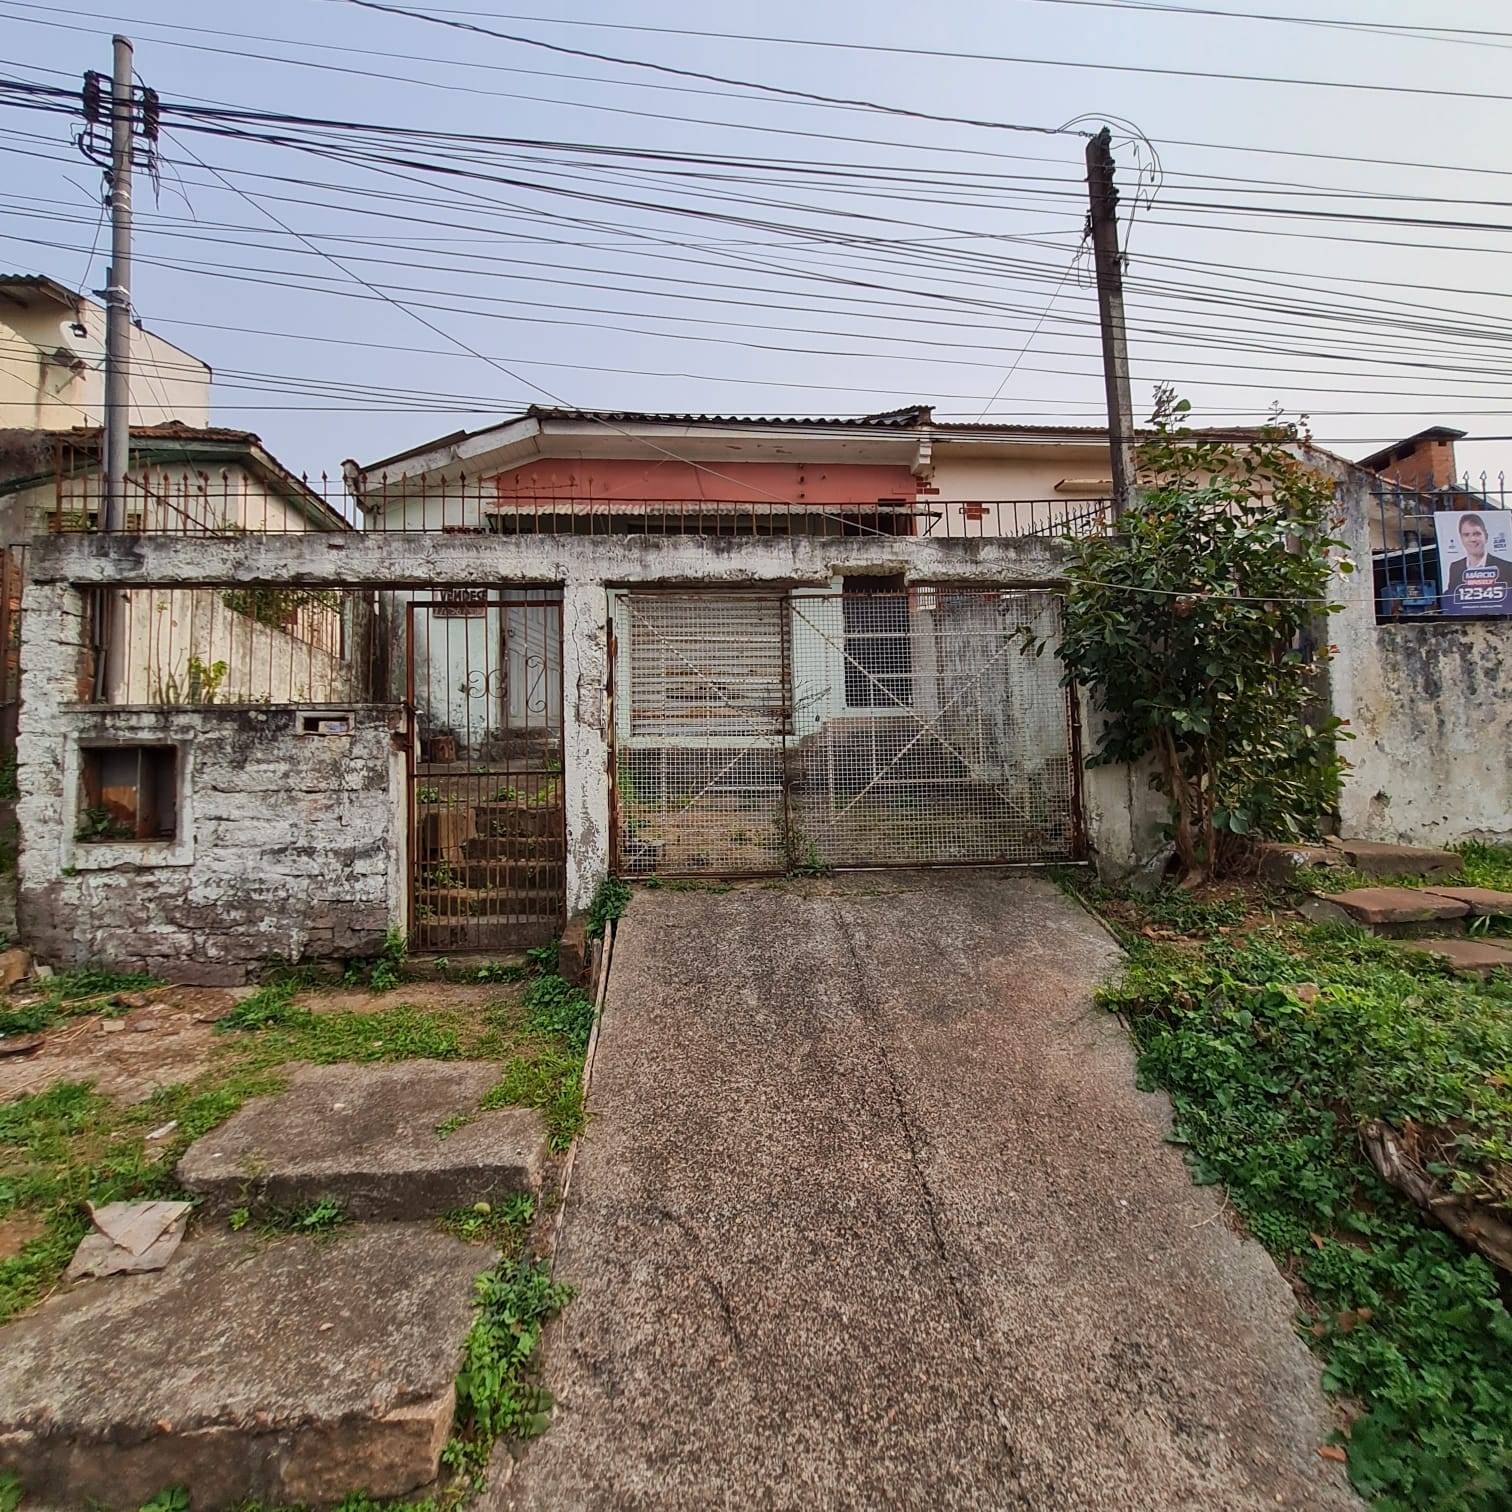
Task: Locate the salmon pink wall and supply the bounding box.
[490,458,917,505]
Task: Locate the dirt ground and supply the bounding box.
[0,986,239,1106]
[0,980,514,1107]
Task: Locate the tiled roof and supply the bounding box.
[522,404,933,429]
[55,422,262,445]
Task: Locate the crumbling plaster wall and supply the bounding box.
[18,583,405,982]
[1325,461,1512,847]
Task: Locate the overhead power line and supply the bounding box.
[13,4,1512,188]
[406,0,1512,48]
[337,0,1512,107]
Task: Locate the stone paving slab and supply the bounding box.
[496,873,1357,1512]
[1299,886,1469,934]
[1400,937,1512,978]
[1322,838,1463,880]
[1420,886,1512,918]
[177,1061,546,1220]
[0,1223,488,1509]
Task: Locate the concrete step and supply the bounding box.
[1322,837,1464,880]
[416,917,558,951]
[469,803,562,837]
[177,1061,547,1220]
[417,886,562,917]
[1254,841,1340,883]
[1400,937,1512,978]
[0,1222,490,1509]
[425,862,566,890]
[1298,886,1471,936]
[461,833,564,861]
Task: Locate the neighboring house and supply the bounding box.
[0,272,209,432]
[0,423,352,707]
[342,406,1125,900]
[1352,425,1507,617]
[0,271,215,751]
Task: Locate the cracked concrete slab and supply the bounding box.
[496,871,1357,1512]
[177,1061,546,1220]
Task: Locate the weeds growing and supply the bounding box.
[1082,867,1512,1512]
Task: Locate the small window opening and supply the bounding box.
[841,574,913,708]
[300,711,353,736]
[79,745,178,842]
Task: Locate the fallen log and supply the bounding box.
[1362,1119,1512,1275]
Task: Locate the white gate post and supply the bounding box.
[560,576,611,914]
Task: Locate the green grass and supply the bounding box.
[234,1196,348,1239]
[482,1048,585,1151]
[1090,894,1512,1511]
[1458,841,1512,894]
[0,948,591,1326]
[439,1192,536,1246]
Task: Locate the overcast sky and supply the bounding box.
[4,0,1511,487]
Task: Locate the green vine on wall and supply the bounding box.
[221,586,341,631]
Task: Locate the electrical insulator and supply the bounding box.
[140,86,160,142]
[82,70,103,124]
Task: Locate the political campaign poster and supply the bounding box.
[1435,510,1512,616]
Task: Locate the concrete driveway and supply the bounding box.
[499,871,1355,1511]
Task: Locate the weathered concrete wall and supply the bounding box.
[25,528,1074,591]
[1326,459,1512,847]
[18,584,405,982]
[20,531,1170,953]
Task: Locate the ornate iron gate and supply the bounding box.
[406,593,564,951]
[612,588,1080,875]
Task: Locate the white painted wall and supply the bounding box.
[0,295,209,430]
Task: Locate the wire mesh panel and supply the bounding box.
[613,592,790,875]
[613,586,1080,876]
[406,594,565,952]
[787,587,1078,867]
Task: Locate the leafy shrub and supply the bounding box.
[1055,393,1351,880]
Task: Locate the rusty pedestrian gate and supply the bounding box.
[611,588,1082,876]
[405,593,565,951]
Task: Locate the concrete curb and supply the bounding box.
[546,915,615,1275]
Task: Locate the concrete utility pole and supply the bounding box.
[1085,127,1137,520]
[102,33,134,534]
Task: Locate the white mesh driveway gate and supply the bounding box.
[610,587,1082,876]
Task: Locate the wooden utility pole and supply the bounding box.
[1086,127,1137,520]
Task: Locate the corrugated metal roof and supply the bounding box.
[3,424,351,530]
[54,421,262,445]
[354,406,1289,477]
[0,273,81,306]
